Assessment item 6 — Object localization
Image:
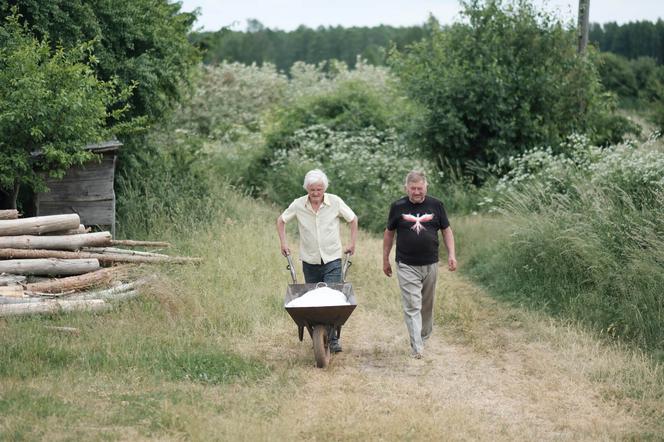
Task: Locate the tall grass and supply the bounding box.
[460,176,664,353]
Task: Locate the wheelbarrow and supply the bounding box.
[283,253,357,368]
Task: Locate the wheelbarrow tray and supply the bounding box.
[284,282,357,342]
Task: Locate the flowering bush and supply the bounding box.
[287,58,393,103]
[173,59,399,143]
[173,62,289,140]
[493,133,664,202]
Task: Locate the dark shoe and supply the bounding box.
[329,340,342,353]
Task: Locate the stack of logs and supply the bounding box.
[0,209,199,318]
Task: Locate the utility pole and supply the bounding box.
[577,0,590,53]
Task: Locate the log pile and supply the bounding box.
[0,212,198,317]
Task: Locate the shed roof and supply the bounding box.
[31,139,122,157]
[84,139,123,153]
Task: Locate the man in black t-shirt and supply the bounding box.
[383,171,457,359]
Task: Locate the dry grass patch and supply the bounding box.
[2,204,662,440]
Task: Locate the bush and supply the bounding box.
[596,52,639,99]
[264,78,406,153]
[491,134,664,207]
[172,62,289,140]
[389,1,633,167]
[0,10,128,208]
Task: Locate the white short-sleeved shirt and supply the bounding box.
[280,193,356,265]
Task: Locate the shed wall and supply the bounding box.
[35,153,116,229]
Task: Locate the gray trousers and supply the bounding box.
[396,261,438,354]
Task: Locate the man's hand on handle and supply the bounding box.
[280,244,290,257]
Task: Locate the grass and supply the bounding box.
[1,178,663,439]
[456,180,664,353]
[0,181,282,439]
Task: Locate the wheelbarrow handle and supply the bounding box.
[285,253,297,284]
[342,252,352,282]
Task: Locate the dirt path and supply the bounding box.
[269,284,636,440]
[226,237,655,440]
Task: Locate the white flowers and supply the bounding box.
[492,134,664,197]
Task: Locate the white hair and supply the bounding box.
[303,169,329,191]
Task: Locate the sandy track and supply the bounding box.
[225,237,653,440]
[235,273,641,440]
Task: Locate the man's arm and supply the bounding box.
[442,226,457,271]
[344,216,358,255]
[276,215,290,256]
[382,229,396,277]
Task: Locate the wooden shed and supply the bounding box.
[35,140,121,237]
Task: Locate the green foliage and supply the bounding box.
[589,20,664,64]
[464,136,664,350]
[115,130,223,240]
[598,53,664,103]
[596,52,639,98]
[390,0,633,167]
[265,80,393,153]
[652,103,664,133]
[0,10,126,205]
[1,0,201,125]
[191,21,429,71]
[595,53,664,135]
[262,60,417,149]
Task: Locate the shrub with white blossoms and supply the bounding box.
[493,133,664,200]
[175,59,396,142]
[587,141,664,190]
[287,58,394,102]
[174,62,289,140]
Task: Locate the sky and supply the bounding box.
[177,0,664,32]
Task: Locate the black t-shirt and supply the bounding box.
[386,195,450,266]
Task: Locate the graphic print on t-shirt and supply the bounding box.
[402,213,434,235]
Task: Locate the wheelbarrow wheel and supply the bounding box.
[312,325,330,368]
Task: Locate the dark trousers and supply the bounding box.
[302,258,342,284]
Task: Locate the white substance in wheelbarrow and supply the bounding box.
[286,286,350,307]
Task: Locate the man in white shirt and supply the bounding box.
[276,169,358,352]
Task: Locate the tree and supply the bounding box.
[190,23,428,72]
[1,0,200,125]
[389,0,630,167]
[596,52,638,99]
[0,11,127,209]
[589,20,664,64]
